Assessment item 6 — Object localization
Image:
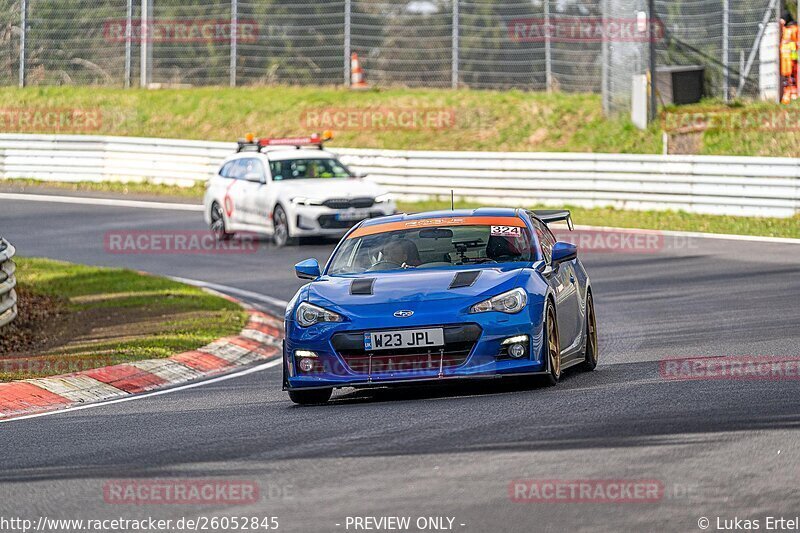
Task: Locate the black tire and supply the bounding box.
[543,300,562,386]
[581,293,599,371]
[272,205,294,247]
[210,202,234,241]
[288,388,332,405]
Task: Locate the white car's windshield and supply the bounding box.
[269,158,353,181]
[328,224,534,275]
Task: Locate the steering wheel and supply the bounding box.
[367,260,403,272]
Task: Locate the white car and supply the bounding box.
[203,134,396,246]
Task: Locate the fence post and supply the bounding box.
[140,0,152,87]
[737,0,779,95]
[648,0,657,122]
[722,0,729,102]
[230,0,237,87]
[344,0,351,86]
[544,0,552,92]
[125,0,132,88]
[451,0,459,89]
[601,0,609,114]
[19,0,27,88]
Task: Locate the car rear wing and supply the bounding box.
[533,210,574,231]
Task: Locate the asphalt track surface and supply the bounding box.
[1,193,799,533]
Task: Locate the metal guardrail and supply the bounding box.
[0,238,18,330]
[1,134,799,218]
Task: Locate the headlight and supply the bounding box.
[470,288,527,314]
[375,193,392,204]
[295,302,343,327]
[291,197,323,206]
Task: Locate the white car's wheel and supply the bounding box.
[210,202,234,241]
[273,205,294,247]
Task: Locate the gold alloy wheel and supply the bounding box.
[586,295,598,365]
[547,305,561,379]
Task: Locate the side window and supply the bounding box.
[533,220,556,264]
[219,161,235,178]
[269,161,284,181]
[228,159,247,180]
[241,158,265,182]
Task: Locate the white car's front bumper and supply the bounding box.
[290,202,397,236]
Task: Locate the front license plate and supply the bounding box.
[336,210,369,221]
[364,328,445,351]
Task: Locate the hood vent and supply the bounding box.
[350,278,376,295]
[449,271,481,289]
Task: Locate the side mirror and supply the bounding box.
[551,242,577,266]
[353,171,368,179]
[295,258,321,280]
[244,172,265,183]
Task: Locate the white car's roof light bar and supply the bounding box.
[236,131,334,153]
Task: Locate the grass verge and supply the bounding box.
[3,86,800,156]
[0,258,247,382]
[2,86,659,153]
[0,177,206,200]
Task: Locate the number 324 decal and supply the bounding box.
[490,225,522,237]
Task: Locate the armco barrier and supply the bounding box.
[1,134,799,218]
[0,238,18,329]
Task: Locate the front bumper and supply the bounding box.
[284,301,547,390]
[290,203,396,236]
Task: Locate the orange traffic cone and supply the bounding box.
[350,53,369,90]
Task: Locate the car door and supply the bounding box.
[534,219,581,354]
[217,159,247,229]
[248,158,273,231]
[208,160,235,218]
[234,158,266,227]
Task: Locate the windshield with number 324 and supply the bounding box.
[328,224,534,275]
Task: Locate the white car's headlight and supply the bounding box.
[292,197,323,206]
[470,288,527,314]
[296,302,343,327]
[375,193,392,204]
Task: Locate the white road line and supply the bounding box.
[0,358,283,424]
[0,192,203,212]
[168,276,290,309]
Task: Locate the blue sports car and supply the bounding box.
[282,208,598,405]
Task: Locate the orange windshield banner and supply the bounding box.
[347,216,527,239]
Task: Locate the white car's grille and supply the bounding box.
[323,197,375,210]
